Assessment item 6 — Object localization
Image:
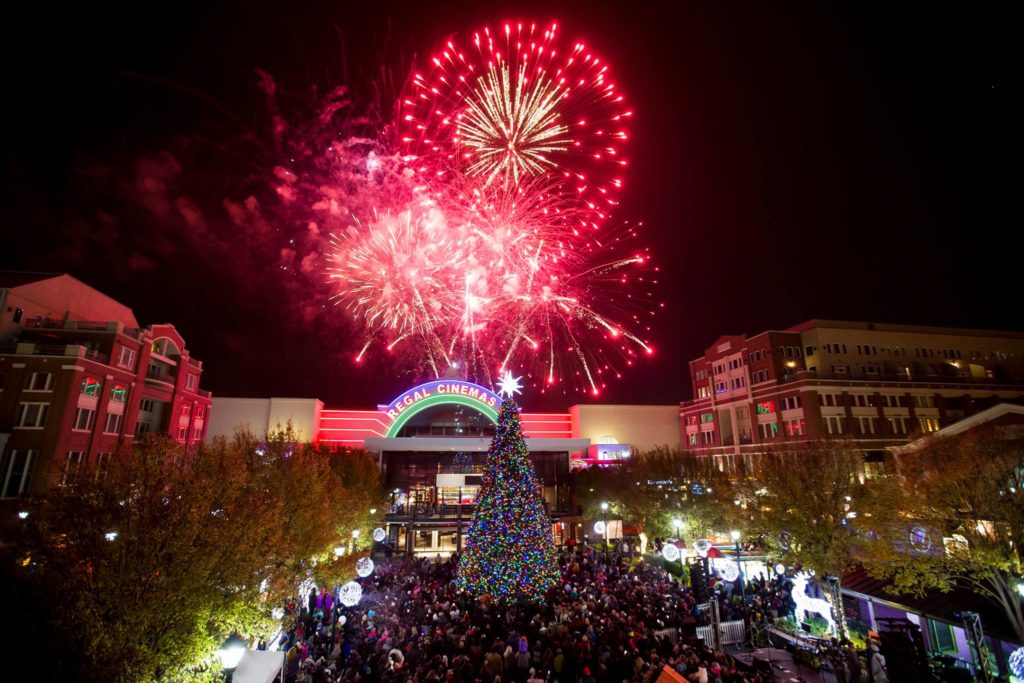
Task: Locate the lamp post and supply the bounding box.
[600,502,609,561]
[672,518,686,582]
[731,529,746,604]
[218,634,246,681]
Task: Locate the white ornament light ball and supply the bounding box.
[356,557,375,578]
[720,560,740,583]
[372,527,386,542]
[1008,646,1024,677]
[775,563,786,576]
[340,581,363,607]
[338,615,347,626]
[661,543,681,562]
[593,521,607,535]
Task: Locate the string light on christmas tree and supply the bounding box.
[456,391,558,601]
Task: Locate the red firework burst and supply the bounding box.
[400,21,632,230]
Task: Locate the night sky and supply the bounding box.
[0,2,1016,410]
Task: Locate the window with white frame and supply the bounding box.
[825,416,844,435]
[0,450,34,498]
[16,402,48,428]
[186,373,197,391]
[785,419,806,437]
[176,425,188,440]
[858,416,876,434]
[73,407,96,431]
[140,399,155,413]
[25,372,54,392]
[117,346,137,370]
[103,412,123,434]
[887,416,907,434]
[61,451,85,486]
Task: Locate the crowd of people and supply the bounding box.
[275,547,777,683]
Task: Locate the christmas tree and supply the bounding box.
[456,374,560,601]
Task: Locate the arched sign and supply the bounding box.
[379,380,503,438]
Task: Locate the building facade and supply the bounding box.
[0,273,212,498]
[680,320,1024,468]
[207,384,680,555]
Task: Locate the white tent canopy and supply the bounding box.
[233,650,284,683]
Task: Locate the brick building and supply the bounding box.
[0,273,211,499]
[680,320,1024,469]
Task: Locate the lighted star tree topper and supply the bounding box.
[456,374,559,601]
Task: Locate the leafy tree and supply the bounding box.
[723,439,896,639]
[573,446,727,551]
[3,428,385,682]
[863,424,1024,644]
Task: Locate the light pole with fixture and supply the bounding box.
[731,529,746,604]
[218,634,246,681]
[600,502,609,561]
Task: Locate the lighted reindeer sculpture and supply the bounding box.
[791,572,837,635]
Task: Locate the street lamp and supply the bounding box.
[600,502,609,560]
[672,518,686,582]
[218,634,246,681]
[730,529,747,604]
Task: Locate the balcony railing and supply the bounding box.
[196,388,212,398]
[145,365,176,384]
[0,342,109,364]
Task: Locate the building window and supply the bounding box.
[914,395,935,408]
[12,307,23,324]
[858,417,876,434]
[177,425,188,440]
[81,377,101,396]
[700,412,715,424]
[715,381,726,393]
[702,431,715,445]
[73,407,96,431]
[110,385,128,403]
[887,417,907,434]
[15,402,48,428]
[825,416,844,435]
[140,399,155,413]
[25,372,54,392]
[135,420,152,437]
[804,345,814,357]
[195,404,205,419]
[181,402,191,418]
[0,450,34,498]
[759,422,779,440]
[95,453,111,482]
[61,451,85,486]
[117,346,137,370]
[785,419,806,437]
[103,412,123,435]
[756,401,775,415]
[919,417,940,433]
[688,434,698,446]
[186,373,197,391]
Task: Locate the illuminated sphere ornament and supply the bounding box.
[1008,646,1024,678]
[661,543,681,562]
[720,560,740,583]
[909,526,932,552]
[593,521,606,535]
[774,563,786,576]
[372,527,386,543]
[356,557,375,578]
[340,581,363,607]
[693,539,713,557]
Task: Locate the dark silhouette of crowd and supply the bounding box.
[275,547,772,683]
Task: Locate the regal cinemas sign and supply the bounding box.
[378,380,501,422]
